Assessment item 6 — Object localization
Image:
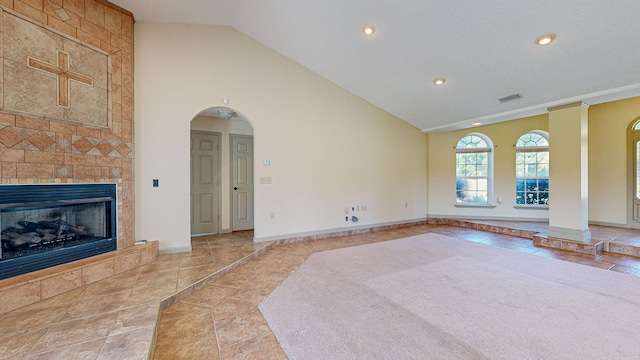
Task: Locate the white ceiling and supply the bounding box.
[110,0,640,132]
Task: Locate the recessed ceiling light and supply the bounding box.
[433,78,446,86]
[362,25,376,35]
[471,122,482,126]
[535,33,556,46]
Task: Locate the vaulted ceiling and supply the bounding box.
[110,0,640,132]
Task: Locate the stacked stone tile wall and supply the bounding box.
[0,0,134,249]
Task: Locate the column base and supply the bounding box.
[547,226,592,242]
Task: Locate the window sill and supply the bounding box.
[514,205,549,210]
[455,204,497,209]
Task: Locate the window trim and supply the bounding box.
[455,132,494,206]
[515,130,549,207]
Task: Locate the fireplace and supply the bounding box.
[0,184,117,280]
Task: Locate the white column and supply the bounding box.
[547,102,591,241]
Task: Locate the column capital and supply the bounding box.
[547,101,590,112]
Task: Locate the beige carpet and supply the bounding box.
[259,233,640,359]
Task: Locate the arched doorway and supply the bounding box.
[190,107,254,235]
[627,117,640,228]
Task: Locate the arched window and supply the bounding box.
[456,133,493,204]
[515,131,549,206]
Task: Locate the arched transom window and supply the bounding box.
[456,133,493,204]
[515,131,549,206]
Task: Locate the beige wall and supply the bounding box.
[428,114,550,220]
[589,97,640,225]
[135,23,427,252]
[428,97,640,226]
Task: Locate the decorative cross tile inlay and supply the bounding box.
[28,50,94,108]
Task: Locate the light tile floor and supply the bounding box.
[0,230,271,360]
[153,223,640,359]
[3,222,640,359]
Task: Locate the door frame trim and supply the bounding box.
[626,118,640,228]
[191,130,222,235]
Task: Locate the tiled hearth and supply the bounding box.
[0,231,274,359]
[0,242,158,315]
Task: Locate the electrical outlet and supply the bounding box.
[362,205,367,211]
[345,216,348,221]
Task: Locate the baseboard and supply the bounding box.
[427,214,549,222]
[588,220,629,228]
[159,246,192,255]
[253,218,428,243]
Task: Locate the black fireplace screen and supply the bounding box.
[0,184,116,280]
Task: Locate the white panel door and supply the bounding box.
[191,131,220,235]
[231,135,254,231]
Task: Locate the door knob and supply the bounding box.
[233,187,238,190]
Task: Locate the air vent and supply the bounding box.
[499,94,523,103]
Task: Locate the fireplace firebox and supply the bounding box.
[0,184,116,280]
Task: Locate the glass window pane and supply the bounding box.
[475,191,488,203]
[516,192,525,204]
[525,153,537,165]
[525,164,537,177]
[525,192,538,204]
[476,165,487,176]
[516,153,524,165]
[467,179,478,191]
[538,179,549,191]
[477,179,487,191]
[539,192,549,205]
[526,179,538,191]
[466,165,476,176]
[456,164,466,176]
[465,153,476,164]
[537,164,549,177]
[516,165,525,177]
[516,179,525,191]
[537,151,549,164]
[478,153,488,165]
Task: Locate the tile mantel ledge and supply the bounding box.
[0,241,158,315]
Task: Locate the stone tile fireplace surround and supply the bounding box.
[0,0,145,310]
